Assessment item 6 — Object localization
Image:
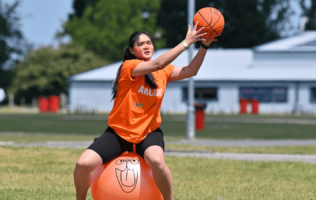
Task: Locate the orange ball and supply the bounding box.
[193,7,225,39]
[91,151,164,200]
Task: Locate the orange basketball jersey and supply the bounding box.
[108,59,175,144]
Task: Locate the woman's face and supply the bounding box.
[130,34,154,61]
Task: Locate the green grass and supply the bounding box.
[0,146,85,200]
[0,146,315,200]
[0,114,107,135]
[1,113,316,139]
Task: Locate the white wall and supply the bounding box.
[298,83,316,113]
[161,82,185,114]
[68,81,113,112]
[161,82,238,114]
[163,81,298,114]
[162,81,316,114]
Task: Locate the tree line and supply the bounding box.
[0,0,315,105]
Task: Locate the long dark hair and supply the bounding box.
[111,31,158,100]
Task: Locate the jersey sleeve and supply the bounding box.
[120,59,144,81]
[163,64,175,85]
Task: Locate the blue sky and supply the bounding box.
[3,0,73,47]
[2,0,309,48]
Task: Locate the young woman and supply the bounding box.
[74,22,216,200]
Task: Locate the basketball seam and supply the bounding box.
[198,11,212,27]
[208,30,214,39]
[209,7,213,26]
[197,11,214,35]
[209,7,222,36]
[214,25,224,30]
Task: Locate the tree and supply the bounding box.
[157,0,293,48]
[0,68,14,89]
[0,0,27,68]
[70,0,99,18]
[62,0,165,62]
[9,42,107,104]
[0,0,29,99]
[300,0,316,30]
[65,0,293,55]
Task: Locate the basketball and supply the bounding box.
[193,7,225,39]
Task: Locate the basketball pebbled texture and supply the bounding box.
[193,7,225,39]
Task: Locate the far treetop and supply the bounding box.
[60,0,316,62]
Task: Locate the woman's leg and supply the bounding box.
[74,127,131,200]
[74,149,102,200]
[144,146,173,200]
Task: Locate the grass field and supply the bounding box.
[1,114,316,199]
[1,113,316,139]
[0,146,315,200]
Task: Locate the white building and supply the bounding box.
[68,31,316,114]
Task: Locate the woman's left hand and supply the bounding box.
[202,38,217,46]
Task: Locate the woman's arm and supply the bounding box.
[131,23,206,77]
[168,38,216,82]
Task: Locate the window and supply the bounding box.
[311,88,316,103]
[183,87,217,101]
[240,87,287,103]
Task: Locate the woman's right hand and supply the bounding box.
[184,21,207,46]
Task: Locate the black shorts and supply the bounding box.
[87,126,164,165]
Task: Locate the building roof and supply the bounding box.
[254,31,316,52]
[69,49,254,81]
[68,61,123,81]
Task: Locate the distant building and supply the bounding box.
[0,88,5,103]
[68,31,316,114]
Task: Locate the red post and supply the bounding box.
[239,99,248,114]
[194,103,207,131]
[38,96,48,113]
[48,95,60,113]
[251,99,259,114]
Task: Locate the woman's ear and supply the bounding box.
[129,47,134,55]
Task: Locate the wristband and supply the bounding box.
[181,41,189,49]
[201,43,209,49]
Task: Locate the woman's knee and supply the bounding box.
[144,147,166,171]
[75,160,93,172]
[75,149,103,173]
